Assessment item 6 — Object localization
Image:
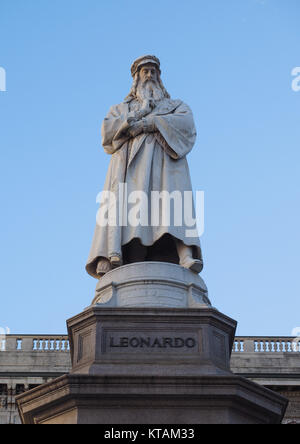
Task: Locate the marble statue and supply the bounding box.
[86,55,203,278]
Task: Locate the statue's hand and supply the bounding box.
[141,116,156,133]
[128,120,144,138]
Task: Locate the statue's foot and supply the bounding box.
[181,257,203,274]
[110,255,123,268]
[96,258,112,277]
[176,241,203,274]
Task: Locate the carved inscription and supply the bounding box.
[104,331,200,354]
[110,336,196,349]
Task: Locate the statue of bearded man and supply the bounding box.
[86,55,203,278]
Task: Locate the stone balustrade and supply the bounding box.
[233,337,300,353]
[0,335,70,352]
[2,335,300,354]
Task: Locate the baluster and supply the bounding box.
[233,340,243,352]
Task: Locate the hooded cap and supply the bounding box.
[130,55,161,77]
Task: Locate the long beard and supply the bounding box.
[136,80,165,106]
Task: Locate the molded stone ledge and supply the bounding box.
[16,374,288,424]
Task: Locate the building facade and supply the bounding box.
[0,335,299,424]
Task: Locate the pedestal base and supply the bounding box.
[17,373,287,424]
[17,306,287,424]
[16,264,288,424]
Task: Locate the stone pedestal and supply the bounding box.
[92,261,211,308]
[68,306,235,378]
[16,263,288,424]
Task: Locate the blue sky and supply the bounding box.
[0,0,299,336]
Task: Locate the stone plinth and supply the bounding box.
[67,306,235,377]
[16,263,288,424]
[92,262,211,308]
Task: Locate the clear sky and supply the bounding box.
[0,0,299,336]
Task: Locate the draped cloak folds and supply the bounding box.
[86,97,203,278]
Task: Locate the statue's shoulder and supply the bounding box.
[172,99,194,114]
[172,98,192,109]
[155,98,189,115]
[169,98,183,106]
[107,102,129,117]
[163,98,183,108]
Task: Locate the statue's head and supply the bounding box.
[125,55,170,103]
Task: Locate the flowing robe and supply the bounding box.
[86,97,202,278]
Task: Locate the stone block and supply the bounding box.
[67,306,236,377]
